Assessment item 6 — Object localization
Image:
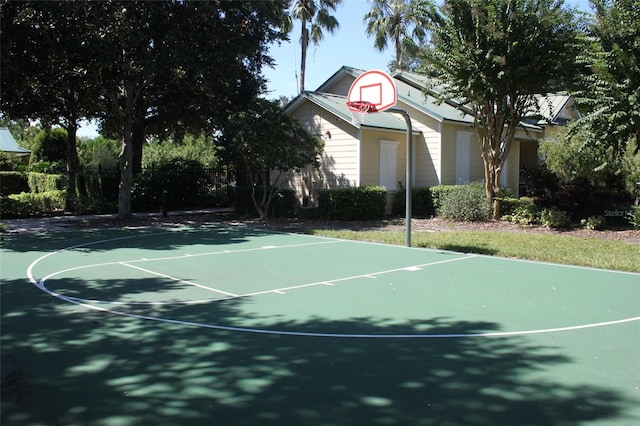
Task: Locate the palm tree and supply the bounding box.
[364,0,428,70]
[284,0,342,94]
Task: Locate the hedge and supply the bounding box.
[392,187,435,218]
[27,172,65,193]
[0,171,29,195]
[1,190,65,217]
[436,182,491,222]
[318,186,387,220]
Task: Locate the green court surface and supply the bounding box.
[2,224,639,425]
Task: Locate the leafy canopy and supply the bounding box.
[573,0,640,155]
[419,0,583,218]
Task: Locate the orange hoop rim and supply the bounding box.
[346,100,378,113]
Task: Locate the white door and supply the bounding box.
[379,140,399,191]
[456,131,472,184]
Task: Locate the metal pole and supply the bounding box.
[388,108,412,247]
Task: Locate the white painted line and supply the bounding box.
[119,262,239,297]
[404,266,422,271]
[25,228,640,339]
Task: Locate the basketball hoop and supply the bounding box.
[347,101,378,128]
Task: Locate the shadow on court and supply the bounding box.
[1,224,268,254]
[2,274,635,426]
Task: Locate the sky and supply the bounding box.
[78,0,592,138]
[262,0,393,101]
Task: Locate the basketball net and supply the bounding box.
[347,101,377,128]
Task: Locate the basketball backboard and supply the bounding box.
[346,70,397,114]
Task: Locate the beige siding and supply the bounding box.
[410,115,441,187]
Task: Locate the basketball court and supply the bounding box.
[2,70,639,425]
[2,222,639,425]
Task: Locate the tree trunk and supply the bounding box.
[299,22,308,94]
[65,122,81,212]
[117,85,137,220]
[117,124,134,220]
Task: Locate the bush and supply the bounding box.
[234,186,298,218]
[436,182,491,222]
[1,190,65,217]
[318,186,387,220]
[30,128,67,165]
[429,185,458,211]
[0,171,29,195]
[392,186,435,218]
[27,172,65,193]
[628,205,640,229]
[503,197,539,225]
[581,215,606,230]
[540,207,571,228]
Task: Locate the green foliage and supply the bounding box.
[0,171,29,195]
[429,185,458,211]
[502,197,540,225]
[539,127,621,186]
[30,128,67,165]
[142,134,219,169]
[27,173,65,193]
[364,0,428,70]
[621,143,640,195]
[78,136,120,172]
[420,0,583,218]
[1,190,65,217]
[221,99,323,219]
[318,186,387,221]
[573,0,640,155]
[392,186,435,218]
[131,160,217,211]
[285,0,342,92]
[540,207,571,228]
[28,161,64,174]
[436,183,491,222]
[628,206,640,230]
[529,167,633,221]
[581,215,606,231]
[235,187,298,218]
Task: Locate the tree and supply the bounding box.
[284,0,342,94]
[1,1,100,211]
[420,0,583,218]
[219,99,323,219]
[572,0,640,156]
[364,0,429,71]
[89,1,287,219]
[2,1,288,219]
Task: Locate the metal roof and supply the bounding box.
[288,67,551,133]
[298,92,422,134]
[0,127,31,155]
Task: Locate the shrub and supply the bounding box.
[234,186,298,218]
[1,190,65,217]
[27,172,65,193]
[429,185,458,211]
[436,182,491,222]
[540,207,571,228]
[392,186,435,218]
[30,128,67,165]
[0,171,29,195]
[503,198,539,225]
[581,215,606,230]
[318,186,386,220]
[627,205,640,229]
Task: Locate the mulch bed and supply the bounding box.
[43,211,640,244]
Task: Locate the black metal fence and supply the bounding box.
[81,163,235,212]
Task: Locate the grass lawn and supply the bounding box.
[311,229,640,273]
